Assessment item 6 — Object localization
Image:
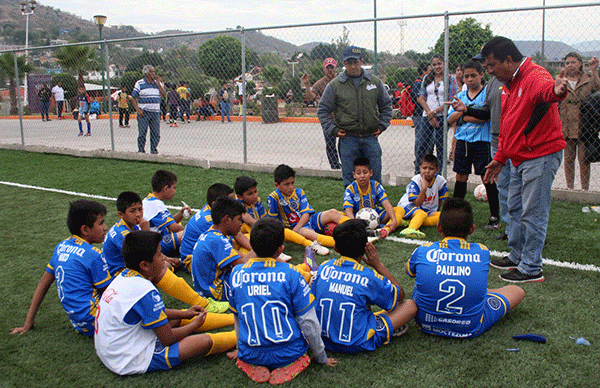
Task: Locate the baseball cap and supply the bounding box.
[342,46,362,62]
[323,58,337,68]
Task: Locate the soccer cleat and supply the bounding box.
[310,241,329,256]
[77,132,83,136]
[278,252,293,263]
[500,268,544,283]
[392,324,409,337]
[376,228,389,239]
[85,132,91,136]
[494,232,508,241]
[204,298,230,314]
[236,359,270,383]
[268,354,311,385]
[400,228,426,239]
[367,236,379,244]
[304,247,319,272]
[400,219,410,228]
[484,216,501,231]
[173,123,178,127]
[490,256,517,270]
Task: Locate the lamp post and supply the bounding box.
[19,0,36,106]
[94,15,107,113]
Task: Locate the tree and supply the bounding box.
[125,51,164,73]
[432,17,494,70]
[310,43,338,62]
[54,45,99,87]
[0,52,34,115]
[198,36,251,82]
[261,64,285,87]
[119,71,143,94]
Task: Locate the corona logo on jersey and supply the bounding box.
[230,270,287,288]
[319,265,370,287]
[425,249,481,264]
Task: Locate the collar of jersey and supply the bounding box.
[441,237,467,243]
[70,235,88,245]
[339,256,360,265]
[247,257,277,263]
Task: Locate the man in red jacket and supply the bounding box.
[450,37,567,283]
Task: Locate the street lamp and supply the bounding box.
[19,0,36,106]
[94,15,107,113]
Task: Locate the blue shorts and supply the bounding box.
[71,317,95,337]
[475,292,510,337]
[147,339,181,372]
[306,212,326,233]
[453,140,491,176]
[160,232,181,257]
[323,313,393,353]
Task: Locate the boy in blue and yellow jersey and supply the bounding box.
[227,218,337,385]
[142,169,191,259]
[397,154,449,239]
[343,157,405,239]
[267,164,350,249]
[11,200,112,337]
[104,191,231,315]
[311,219,417,353]
[406,198,524,338]
[235,175,330,256]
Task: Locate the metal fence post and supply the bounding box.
[241,27,247,164]
[15,53,24,146]
[442,11,450,178]
[106,42,114,151]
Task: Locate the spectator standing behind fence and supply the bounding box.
[131,65,166,155]
[117,86,132,128]
[167,83,180,128]
[38,84,51,122]
[411,63,431,174]
[416,54,458,172]
[177,81,191,123]
[559,52,600,191]
[51,81,65,120]
[317,46,393,187]
[451,37,568,283]
[219,83,233,123]
[302,58,341,170]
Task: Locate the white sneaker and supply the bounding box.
[367,236,379,244]
[278,252,293,262]
[310,241,330,256]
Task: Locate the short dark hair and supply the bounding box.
[418,62,430,76]
[250,218,284,258]
[439,198,473,239]
[122,230,162,271]
[206,183,234,206]
[274,164,295,184]
[234,176,258,196]
[463,60,483,74]
[421,154,439,169]
[353,157,371,170]
[151,169,177,192]
[211,196,246,225]
[67,200,107,236]
[116,191,142,213]
[481,36,523,63]
[333,219,368,258]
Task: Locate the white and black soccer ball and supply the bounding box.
[473,184,488,202]
[356,207,380,229]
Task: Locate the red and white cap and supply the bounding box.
[323,58,337,68]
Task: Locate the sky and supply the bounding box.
[40,0,597,53]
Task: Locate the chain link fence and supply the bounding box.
[2,3,600,193]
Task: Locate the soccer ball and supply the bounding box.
[474,184,488,202]
[356,207,380,229]
[323,222,337,236]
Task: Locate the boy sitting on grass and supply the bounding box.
[11,200,112,337]
[94,230,236,375]
[143,169,192,262]
[267,164,349,250]
[397,154,449,239]
[343,157,405,240]
[103,191,230,314]
[227,218,337,385]
[235,175,329,257]
[311,219,417,353]
[406,198,525,338]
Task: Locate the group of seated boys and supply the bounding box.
[11,155,525,384]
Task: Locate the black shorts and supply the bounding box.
[453,140,491,176]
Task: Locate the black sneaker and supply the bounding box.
[490,256,517,270]
[484,216,501,231]
[366,229,378,237]
[500,268,544,283]
[494,232,508,241]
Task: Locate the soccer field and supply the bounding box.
[1,149,598,387]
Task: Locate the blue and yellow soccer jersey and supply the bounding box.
[191,227,240,301]
[180,203,213,260]
[267,188,315,229]
[103,219,141,276]
[46,236,112,336]
[142,194,176,236]
[407,237,493,338]
[343,180,389,217]
[227,258,314,369]
[398,174,449,216]
[311,257,401,352]
[239,197,267,221]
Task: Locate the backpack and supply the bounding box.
[398,86,416,117]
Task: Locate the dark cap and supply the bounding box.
[342,46,362,62]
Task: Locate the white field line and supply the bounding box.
[2,180,599,273]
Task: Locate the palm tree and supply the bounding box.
[0,52,34,115]
[54,45,98,88]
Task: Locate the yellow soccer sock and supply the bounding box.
[182,313,235,332]
[205,331,237,356]
[241,224,251,235]
[386,207,406,232]
[295,263,313,283]
[157,270,207,307]
[285,228,312,247]
[408,210,428,230]
[423,212,440,226]
[316,234,335,247]
[338,215,351,224]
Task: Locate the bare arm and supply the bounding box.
[412,179,429,207]
[153,309,206,346]
[292,213,311,232]
[11,271,54,334]
[363,243,403,296]
[233,231,252,251]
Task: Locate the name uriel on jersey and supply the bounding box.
[426,249,481,277]
[230,270,287,296]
